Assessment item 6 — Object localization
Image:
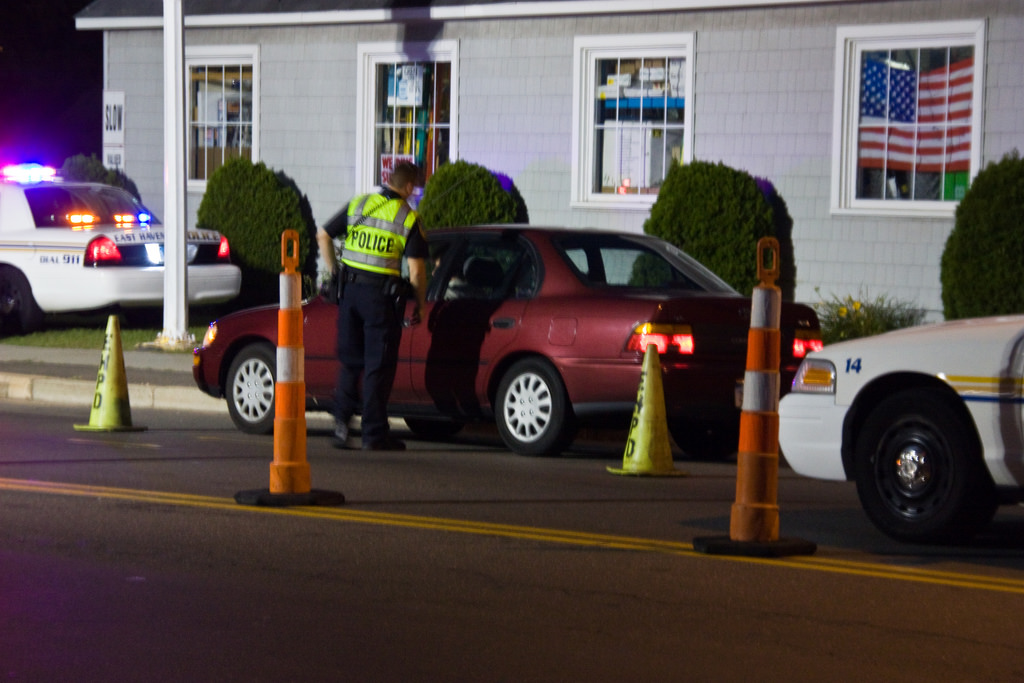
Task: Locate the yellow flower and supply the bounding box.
[838,306,848,317]
[852,301,862,312]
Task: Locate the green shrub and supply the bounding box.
[418,160,522,230]
[941,149,1024,319]
[815,290,925,345]
[60,154,141,200]
[644,161,794,297]
[196,159,317,308]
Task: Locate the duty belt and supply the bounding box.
[341,267,390,286]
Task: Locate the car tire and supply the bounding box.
[0,267,44,335]
[853,390,997,543]
[226,343,276,435]
[495,358,576,456]
[669,417,739,460]
[404,417,465,439]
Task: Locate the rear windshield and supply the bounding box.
[24,184,157,228]
[552,233,737,294]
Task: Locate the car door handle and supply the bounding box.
[491,317,516,329]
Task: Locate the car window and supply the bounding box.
[24,185,156,228]
[434,236,537,301]
[554,233,736,294]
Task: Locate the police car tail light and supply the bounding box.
[791,358,836,394]
[792,330,824,358]
[626,323,694,355]
[217,236,231,262]
[84,236,123,266]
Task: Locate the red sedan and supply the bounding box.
[193,226,821,457]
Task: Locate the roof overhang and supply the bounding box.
[75,0,860,31]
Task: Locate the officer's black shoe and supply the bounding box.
[332,420,350,449]
[362,436,406,451]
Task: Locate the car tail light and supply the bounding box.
[217,236,231,262]
[792,330,824,358]
[84,235,123,266]
[626,323,694,355]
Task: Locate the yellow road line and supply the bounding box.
[2,476,1023,595]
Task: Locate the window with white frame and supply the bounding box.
[356,41,458,194]
[832,21,985,216]
[572,34,694,208]
[186,45,258,186]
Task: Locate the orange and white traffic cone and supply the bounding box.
[235,230,343,507]
[694,238,815,557]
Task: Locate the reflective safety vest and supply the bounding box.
[340,193,419,277]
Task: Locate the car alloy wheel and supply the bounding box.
[495,358,575,457]
[226,343,276,434]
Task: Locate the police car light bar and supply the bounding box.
[2,163,57,183]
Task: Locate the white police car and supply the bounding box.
[0,164,241,333]
[780,316,1024,543]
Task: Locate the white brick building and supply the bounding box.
[76,0,1024,318]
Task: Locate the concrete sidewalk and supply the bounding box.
[0,343,225,413]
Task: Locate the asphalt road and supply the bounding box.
[2,401,1023,682]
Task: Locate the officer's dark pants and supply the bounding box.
[334,281,403,443]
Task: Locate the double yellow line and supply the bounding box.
[3,476,1023,595]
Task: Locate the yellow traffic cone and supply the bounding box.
[608,344,684,476]
[74,315,146,432]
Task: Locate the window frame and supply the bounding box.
[185,44,259,192]
[571,33,695,210]
[355,40,459,195]
[830,20,985,218]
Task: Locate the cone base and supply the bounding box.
[73,424,147,432]
[692,535,816,558]
[606,466,686,477]
[234,488,345,507]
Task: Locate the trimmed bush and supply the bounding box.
[60,153,141,200]
[644,160,793,297]
[941,149,1024,319]
[196,158,317,308]
[418,160,523,230]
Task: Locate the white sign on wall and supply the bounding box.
[103,90,126,171]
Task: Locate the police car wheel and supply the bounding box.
[495,358,576,457]
[0,267,44,335]
[226,343,276,435]
[853,390,997,543]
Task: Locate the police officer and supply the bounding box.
[316,162,428,450]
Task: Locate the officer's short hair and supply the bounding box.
[389,162,423,190]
